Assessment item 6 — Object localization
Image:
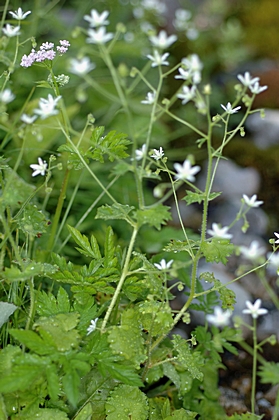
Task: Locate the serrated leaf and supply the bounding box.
[137,301,173,336]
[183,191,221,205]
[201,238,235,264]
[89,127,131,162]
[258,362,279,385]
[68,225,102,259]
[1,261,58,283]
[108,308,146,368]
[105,385,148,420]
[104,226,118,269]
[20,408,69,420]
[46,364,60,401]
[165,409,198,419]
[9,329,55,355]
[172,335,204,381]
[1,168,35,210]
[17,204,50,236]
[35,313,80,352]
[96,203,135,223]
[136,204,171,230]
[63,368,80,407]
[0,360,45,393]
[163,239,198,255]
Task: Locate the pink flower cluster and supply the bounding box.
[20,40,70,68]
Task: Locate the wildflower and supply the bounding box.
[242,299,268,319]
[87,318,99,335]
[242,194,263,208]
[274,232,279,244]
[40,42,54,50]
[84,10,109,27]
[147,50,169,67]
[221,102,241,114]
[249,82,268,95]
[141,91,156,105]
[2,24,21,37]
[135,144,147,161]
[237,72,259,88]
[21,114,37,124]
[151,147,164,160]
[177,85,196,104]
[206,307,232,327]
[0,89,15,104]
[149,30,177,49]
[239,241,265,260]
[207,223,233,239]
[9,7,31,20]
[180,54,203,84]
[56,40,70,54]
[86,27,114,44]
[69,57,95,75]
[154,259,173,270]
[33,94,61,120]
[30,157,48,177]
[174,159,200,182]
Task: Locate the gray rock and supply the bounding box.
[246,109,279,149]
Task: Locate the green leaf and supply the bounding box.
[165,409,198,419]
[163,239,198,255]
[136,204,171,230]
[172,335,204,381]
[0,359,45,393]
[105,384,148,420]
[9,329,55,355]
[63,368,80,407]
[108,308,146,368]
[1,260,58,282]
[201,238,235,264]
[258,362,279,385]
[137,301,173,336]
[35,313,80,352]
[1,168,35,210]
[103,226,118,269]
[68,225,102,259]
[183,191,221,205]
[17,204,50,237]
[0,302,17,328]
[96,203,135,223]
[18,408,69,420]
[89,127,131,162]
[46,364,60,401]
[36,287,70,317]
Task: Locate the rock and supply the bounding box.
[246,109,279,149]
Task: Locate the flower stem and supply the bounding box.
[101,226,138,332]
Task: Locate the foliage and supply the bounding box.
[0,0,277,419]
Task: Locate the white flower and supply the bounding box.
[206,307,232,327]
[249,82,268,95]
[141,91,156,105]
[30,157,48,177]
[87,318,98,335]
[135,144,147,161]
[0,89,15,104]
[33,94,61,120]
[242,194,263,208]
[177,85,196,104]
[86,26,114,44]
[221,102,241,114]
[151,147,164,160]
[274,232,279,244]
[242,299,268,319]
[84,10,109,27]
[147,50,169,67]
[154,259,173,270]
[237,72,259,87]
[69,57,95,75]
[174,159,200,182]
[21,114,37,124]
[173,9,192,31]
[207,223,233,239]
[239,241,265,260]
[149,30,177,49]
[180,54,203,84]
[2,24,21,37]
[9,7,31,20]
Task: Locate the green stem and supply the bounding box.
[25,278,35,331]
[272,389,279,420]
[101,226,138,332]
[251,317,257,414]
[46,167,70,255]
